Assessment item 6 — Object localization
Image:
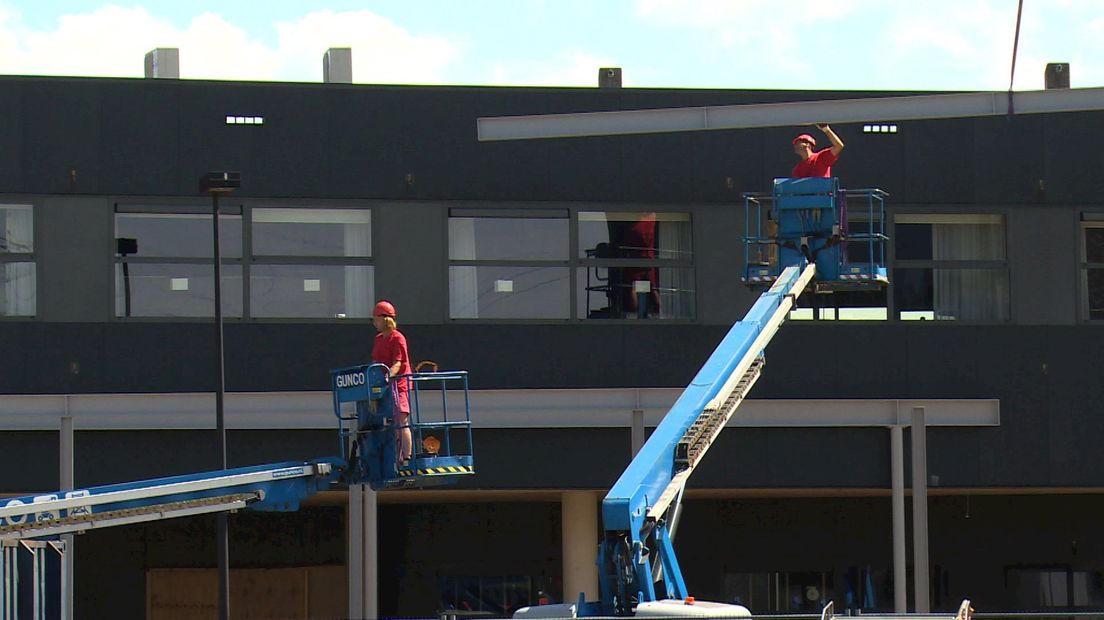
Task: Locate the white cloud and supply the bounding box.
[0,4,463,83]
[178,13,280,81]
[0,5,178,77]
[635,0,866,31]
[490,49,621,87]
[630,0,1104,90]
[272,10,461,84]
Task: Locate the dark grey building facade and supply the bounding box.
[1,75,1103,618]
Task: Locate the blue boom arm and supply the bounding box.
[0,364,476,541]
[596,264,815,615]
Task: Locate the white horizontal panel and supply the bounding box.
[0,391,998,430]
[477,87,1104,141]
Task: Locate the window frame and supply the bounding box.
[113,200,375,321]
[0,202,37,318]
[445,205,697,322]
[446,206,572,321]
[1079,213,1104,322]
[889,209,1010,323]
[113,202,244,320]
[245,203,375,320]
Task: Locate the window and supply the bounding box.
[892,213,1008,321]
[115,205,372,319]
[723,570,835,613]
[578,211,694,320]
[250,208,373,319]
[447,207,696,321]
[0,204,35,317]
[1081,215,1104,320]
[448,209,570,319]
[115,208,243,318]
[438,575,550,617]
[1006,567,1104,609]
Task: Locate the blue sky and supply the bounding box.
[0,0,1100,90]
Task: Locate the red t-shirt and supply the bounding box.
[372,330,411,413]
[791,148,839,178]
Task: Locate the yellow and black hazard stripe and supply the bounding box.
[398,465,475,477]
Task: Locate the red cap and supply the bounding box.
[374,300,396,317]
[793,133,816,146]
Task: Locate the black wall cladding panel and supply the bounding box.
[691,427,890,488]
[99,80,180,195]
[839,122,905,199]
[974,114,1046,205]
[21,79,103,194]
[902,117,975,204]
[1,78,1101,205]
[1041,110,1104,204]
[245,86,330,198]
[175,82,263,195]
[0,432,58,490]
[0,80,24,192]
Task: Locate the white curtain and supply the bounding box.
[658,216,694,319]
[931,217,1007,321]
[343,218,372,317]
[2,206,34,316]
[448,219,479,318]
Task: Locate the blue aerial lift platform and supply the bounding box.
[517,178,889,619]
[332,362,475,488]
[0,364,475,542]
[743,177,888,292]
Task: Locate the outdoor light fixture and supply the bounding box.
[199,171,241,193]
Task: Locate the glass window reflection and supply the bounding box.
[250,264,373,318]
[578,212,692,261]
[450,266,569,319]
[116,212,242,258]
[114,263,243,318]
[252,208,371,257]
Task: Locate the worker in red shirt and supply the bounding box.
[791,123,845,177]
[371,300,412,468]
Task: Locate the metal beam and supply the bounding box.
[911,407,931,613]
[891,426,907,613]
[476,87,1104,141]
[59,414,74,620]
[0,391,1000,430]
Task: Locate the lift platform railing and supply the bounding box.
[331,363,475,489]
[743,180,888,292]
[403,370,476,480]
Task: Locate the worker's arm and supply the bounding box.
[817,123,845,156]
[390,361,403,377]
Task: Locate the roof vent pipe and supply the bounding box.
[324,48,353,84]
[144,48,179,79]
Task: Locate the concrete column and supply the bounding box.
[890,426,906,613]
[348,485,378,619]
[60,411,74,620]
[562,491,599,604]
[911,407,930,613]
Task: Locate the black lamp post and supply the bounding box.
[115,237,138,317]
[199,171,240,620]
